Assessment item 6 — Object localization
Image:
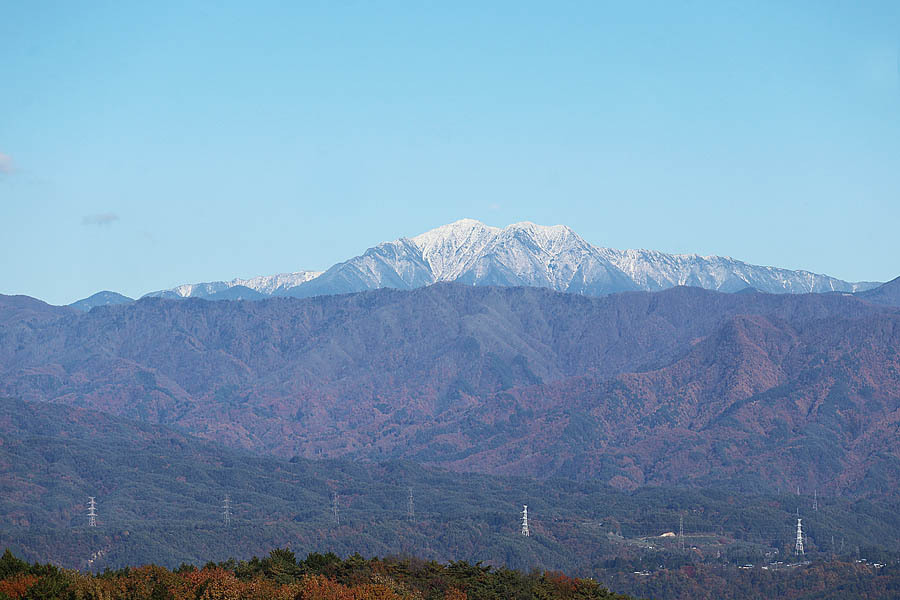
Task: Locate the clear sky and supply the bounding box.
[2,1,899,305]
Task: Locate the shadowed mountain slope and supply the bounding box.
[1,285,898,497]
[858,276,900,307]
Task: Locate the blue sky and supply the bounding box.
[2,1,899,304]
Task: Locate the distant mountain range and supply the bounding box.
[70,219,880,309]
[143,270,322,301]
[9,284,899,499]
[282,219,877,299]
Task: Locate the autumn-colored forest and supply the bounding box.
[0,548,630,600]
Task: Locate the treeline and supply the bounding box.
[599,561,900,600]
[0,548,632,600]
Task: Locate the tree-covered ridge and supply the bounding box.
[4,285,899,498]
[3,397,900,577]
[0,548,631,600]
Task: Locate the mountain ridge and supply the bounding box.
[857,276,900,307]
[3,284,898,498]
[143,270,322,300]
[127,219,878,304]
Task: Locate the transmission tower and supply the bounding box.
[794,511,804,556]
[223,494,231,526]
[679,514,685,551]
[87,497,97,528]
[521,505,530,537]
[407,487,414,522]
[813,489,818,512]
[332,492,340,524]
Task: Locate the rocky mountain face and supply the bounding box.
[136,219,876,302]
[2,285,898,498]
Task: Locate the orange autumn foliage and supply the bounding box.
[544,570,579,595]
[0,574,39,600]
[177,568,297,600]
[296,574,404,600]
[443,588,467,600]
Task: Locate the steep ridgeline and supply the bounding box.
[2,286,899,498]
[138,219,876,302]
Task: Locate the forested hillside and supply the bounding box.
[2,285,899,498]
[2,398,899,578]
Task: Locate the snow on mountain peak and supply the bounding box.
[501,221,585,254]
[145,270,323,299]
[411,219,498,248]
[410,219,500,281]
[141,218,880,302]
[236,271,322,294]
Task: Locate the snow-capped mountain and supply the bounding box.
[139,219,877,302]
[598,247,866,294]
[280,219,875,298]
[143,270,322,300]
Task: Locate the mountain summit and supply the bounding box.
[142,219,877,300]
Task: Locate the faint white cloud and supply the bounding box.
[82,212,120,226]
[489,203,501,211]
[0,153,13,175]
